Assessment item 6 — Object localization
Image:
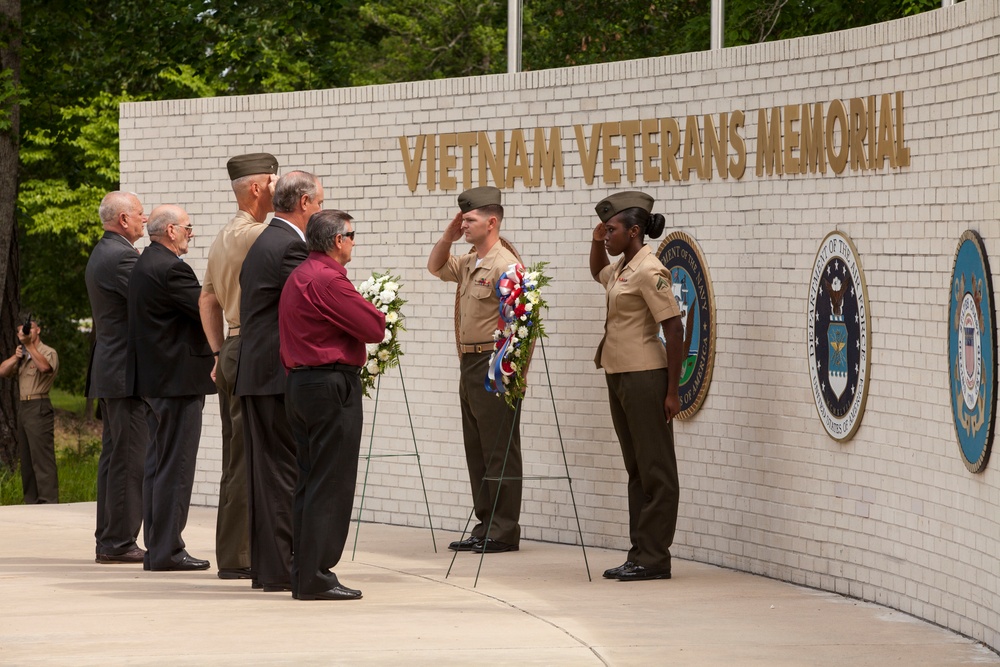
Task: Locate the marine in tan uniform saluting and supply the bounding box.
[589,190,684,582]
[428,186,523,554]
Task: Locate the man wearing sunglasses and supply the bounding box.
[126,205,216,571]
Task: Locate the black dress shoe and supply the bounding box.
[262,583,293,592]
[472,538,519,553]
[218,567,253,580]
[448,536,483,551]
[297,585,362,601]
[96,546,146,564]
[616,564,671,581]
[602,561,635,579]
[153,555,211,572]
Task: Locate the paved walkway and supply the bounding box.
[0,502,996,666]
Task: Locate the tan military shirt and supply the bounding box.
[596,244,681,374]
[19,342,59,400]
[431,240,518,345]
[202,210,267,329]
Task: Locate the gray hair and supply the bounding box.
[306,210,353,253]
[272,171,318,214]
[147,206,184,238]
[98,191,140,227]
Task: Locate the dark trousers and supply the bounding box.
[215,335,250,570]
[286,368,362,596]
[17,398,58,504]
[142,395,204,569]
[242,393,296,587]
[606,369,679,571]
[459,352,522,545]
[95,397,146,554]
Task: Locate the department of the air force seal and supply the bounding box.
[807,231,870,441]
[948,230,995,473]
[655,232,715,420]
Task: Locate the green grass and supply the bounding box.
[1,391,101,506]
[50,388,89,415]
[0,441,100,505]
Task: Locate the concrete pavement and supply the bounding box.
[0,502,996,666]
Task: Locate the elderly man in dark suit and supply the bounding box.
[86,191,149,564]
[236,171,321,591]
[127,204,216,571]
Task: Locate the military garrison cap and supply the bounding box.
[595,191,654,222]
[227,153,279,181]
[458,186,502,212]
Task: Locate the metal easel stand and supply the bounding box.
[446,336,591,587]
[352,358,437,559]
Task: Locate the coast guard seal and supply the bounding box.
[655,232,715,420]
[948,230,995,473]
[807,231,870,441]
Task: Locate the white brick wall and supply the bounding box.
[120,0,999,650]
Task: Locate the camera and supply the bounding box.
[21,312,32,337]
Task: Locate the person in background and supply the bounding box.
[0,316,59,504]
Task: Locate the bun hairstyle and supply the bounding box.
[617,207,666,240]
[646,213,666,239]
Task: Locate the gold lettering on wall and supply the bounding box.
[397,91,910,192]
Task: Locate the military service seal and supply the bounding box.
[948,230,995,473]
[807,231,870,441]
[655,232,715,420]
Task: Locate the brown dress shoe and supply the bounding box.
[95,547,146,564]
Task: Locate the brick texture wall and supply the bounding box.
[120,0,999,650]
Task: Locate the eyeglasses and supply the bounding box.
[341,231,355,240]
[172,223,194,235]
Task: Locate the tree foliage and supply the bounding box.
[10,0,953,396]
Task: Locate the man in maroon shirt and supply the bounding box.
[278,209,386,601]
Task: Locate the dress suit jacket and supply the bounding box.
[126,241,217,398]
[235,218,307,397]
[85,231,139,399]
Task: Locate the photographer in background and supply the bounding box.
[0,315,60,504]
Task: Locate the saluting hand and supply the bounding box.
[592,221,608,243]
[445,211,464,243]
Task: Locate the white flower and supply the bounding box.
[386,311,399,324]
[514,349,521,358]
[527,272,538,281]
[492,329,501,341]
[379,289,396,303]
[525,302,533,312]
[384,281,399,292]
[366,359,380,375]
[520,314,527,322]
[377,349,391,361]
[359,279,373,294]
[380,304,389,313]
[517,326,528,338]
[366,343,379,355]
[511,336,519,344]
[382,329,392,343]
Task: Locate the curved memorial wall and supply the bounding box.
[121,0,998,650]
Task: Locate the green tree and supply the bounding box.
[0,0,20,467]
[352,0,507,85]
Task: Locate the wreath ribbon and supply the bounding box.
[485,263,526,394]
